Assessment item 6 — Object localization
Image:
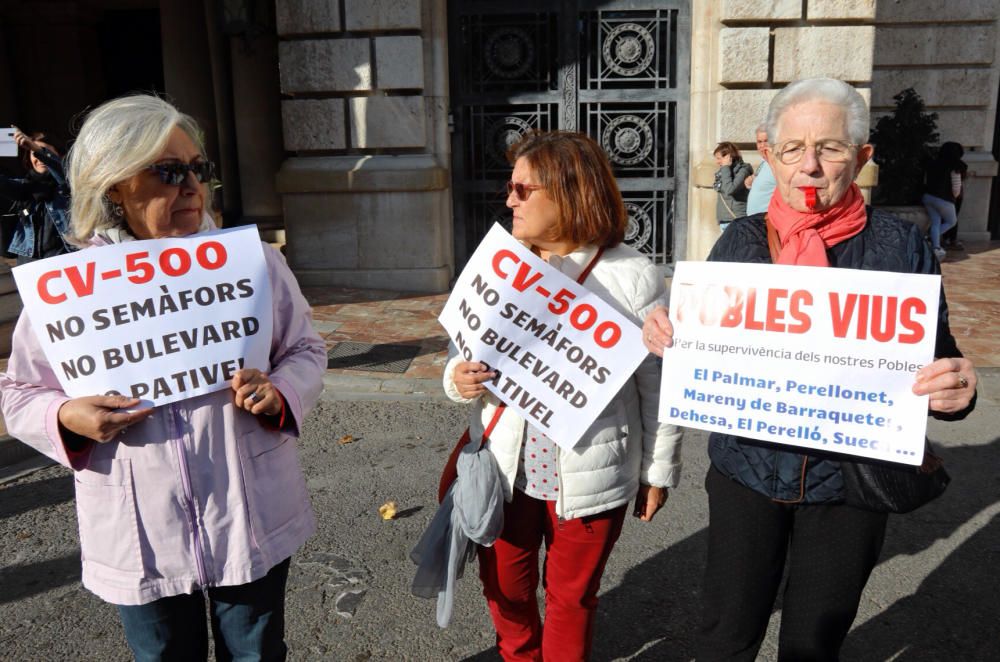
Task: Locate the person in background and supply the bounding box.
[0,95,327,661]
[0,129,74,262]
[922,141,968,259]
[745,123,777,215]
[445,131,682,661]
[643,77,978,661]
[942,181,965,250]
[712,142,753,232]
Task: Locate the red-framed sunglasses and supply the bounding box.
[506,180,544,201]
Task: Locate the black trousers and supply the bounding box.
[697,467,889,662]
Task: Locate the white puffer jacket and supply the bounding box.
[443,243,682,520]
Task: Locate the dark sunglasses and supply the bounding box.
[506,180,544,201]
[147,161,216,186]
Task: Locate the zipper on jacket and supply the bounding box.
[771,457,808,504]
[171,405,209,586]
[555,448,565,521]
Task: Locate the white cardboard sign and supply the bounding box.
[660,261,941,465]
[12,226,273,408]
[439,224,650,450]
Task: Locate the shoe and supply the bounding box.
[946,240,965,251]
[934,248,947,261]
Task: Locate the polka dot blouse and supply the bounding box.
[513,425,560,501]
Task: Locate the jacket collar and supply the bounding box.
[543,244,599,280]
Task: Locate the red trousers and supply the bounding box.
[477,489,627,661]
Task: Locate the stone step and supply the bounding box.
[0,267,15,296]
[0,319,13,357]
[0,290,23,323]
[0,264,18,358]
[0,434,39,468]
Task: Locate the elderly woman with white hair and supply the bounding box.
[0,95,326,660]
[643,78,978,660]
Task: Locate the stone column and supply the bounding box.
[160,0,220,166]
[872,1,999,242]
[275,0,451,292]
[687,0,878,260]
[229,33,285,227]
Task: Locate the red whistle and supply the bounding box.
[802,186,817,210]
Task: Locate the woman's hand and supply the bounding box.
[642,306,674,357]
[453,361,496,400]
[633,484,668,522]
[913,357,977,414]
[57,395,154,443]
[12,128,36,152]
[232,368,283,416]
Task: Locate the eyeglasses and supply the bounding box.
[506,180,544,201]
[147,161,216,186]
[771,140,856,165]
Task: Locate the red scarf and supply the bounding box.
[766,183,867,266]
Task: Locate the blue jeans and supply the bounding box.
[117,558,290,662]
[922,193,958,250]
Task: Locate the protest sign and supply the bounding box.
[659,261,941,465]
[12,226,273,408]
[439,224,649,450]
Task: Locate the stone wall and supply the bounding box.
[688,0,879,260]
[872,1,999,241]
[275,0,452,292]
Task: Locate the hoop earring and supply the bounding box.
[110,202,124,220]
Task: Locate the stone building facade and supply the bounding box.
[0,1,996,292]
[275,0,452,291]
[871,1,998,242]
[273,0,999,291]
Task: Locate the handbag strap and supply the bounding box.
[764,214,782,263]
[577,246,605,283]
[477,404,506,450]
[476,245,605,449]
[720,194,739,220]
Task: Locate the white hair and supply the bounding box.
[765,78,869,145]
[67,95,208,241]
[755,122,768,137]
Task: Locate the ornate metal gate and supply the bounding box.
[448,0,690,266]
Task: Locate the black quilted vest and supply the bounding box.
[705,208,965,504]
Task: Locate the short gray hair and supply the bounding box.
[765,78,869,145]
[755,122,768,137]
[67,95,208,241]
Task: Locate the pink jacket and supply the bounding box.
[0,242,326,605]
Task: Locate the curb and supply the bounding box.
[319,373,448,402]
[0,435,55,485]
[0,434,37,466]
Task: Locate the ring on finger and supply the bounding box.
[248,391,261,403]
[957,373,969,389]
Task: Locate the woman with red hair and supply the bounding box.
[443,131,682,661]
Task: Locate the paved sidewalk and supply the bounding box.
[305,287,450,401]
[310,240,1000,401]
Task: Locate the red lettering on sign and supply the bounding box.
[37,270,66,304]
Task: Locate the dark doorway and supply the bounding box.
[448,0,691,267]
[97,9,165,99]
